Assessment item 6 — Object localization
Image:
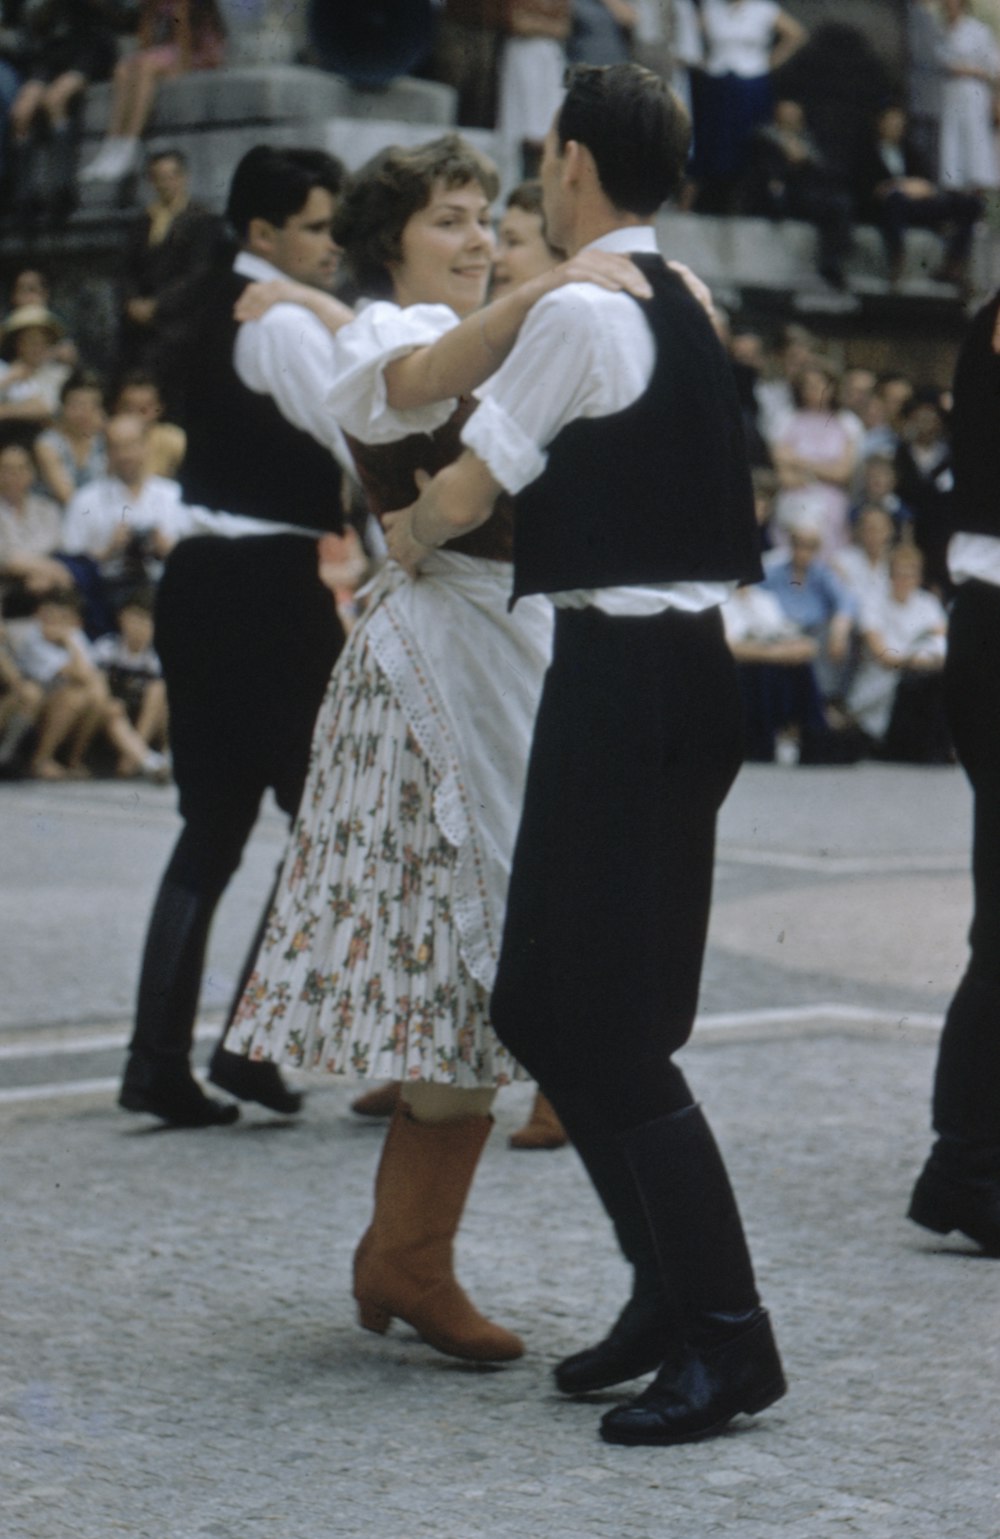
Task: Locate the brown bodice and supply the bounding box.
[344,397,514,563]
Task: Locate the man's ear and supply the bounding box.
[561,138,583,190]
[246,215,276,258]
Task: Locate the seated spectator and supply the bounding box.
[857,103,982,286]
[847,544,950,762]
[837,366,876,436]
[859,369,914,460]
[5,0,119,224]
[60,413,190,615]
[11,587,170,780]
[0,441,68,607]
[722,580,826,762]
[120,148,223,376]
[79,0,227,186]
[894,388,954,593]
[848,452,913,535]
[0,305,70,428]
[744,97,854,289]
[763,510,856,698]
[0,619,44,773]
[113,370,186,477]
[33,369,108,506]
[771,359,858,551]
[92,590,168,773]
[834,503,895,613]
[4,267,79,367]
[754,323,818,442]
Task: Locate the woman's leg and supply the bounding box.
[353,1082,522,1362]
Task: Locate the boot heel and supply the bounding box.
[742,1375,788,1416]
[357,1300,391,1334]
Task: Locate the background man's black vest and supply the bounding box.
[178,269,344,535]
[946,289,1000,539]
[511,255,763,602]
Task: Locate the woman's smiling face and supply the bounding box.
[390,180,496,316]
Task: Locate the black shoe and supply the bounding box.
[908,1152,1000,1256]
[599,1311,787,1446]
[209,1047,304,1115]
[119,1059,239,1127]
[555,1288,676,1395]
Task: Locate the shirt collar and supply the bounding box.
[234,251,286,283]
[581,226,659,257]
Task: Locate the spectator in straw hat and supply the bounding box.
[0,305,70,426]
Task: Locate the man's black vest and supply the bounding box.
[178,269,344,535]
[511,255,763,602]
[946,289,1000,538]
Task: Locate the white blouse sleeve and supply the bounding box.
[325,301,461,445]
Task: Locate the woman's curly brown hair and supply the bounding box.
[332,134,500,298]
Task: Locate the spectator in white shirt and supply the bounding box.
[834,503,895,613]
[61,413,189,611]
[848,543,950,760]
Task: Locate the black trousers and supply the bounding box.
[932,580,1000,1142]
[879,189,982,266]
[491,604,744,1136]
[129,534,344,1061]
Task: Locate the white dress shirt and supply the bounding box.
[62,474,190,566]
[179,252,353,540]
[463,226,734,615]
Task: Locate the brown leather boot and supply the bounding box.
[350,1082,402,1118]
[508,1090,568,1150]
[353,1105,525,1362]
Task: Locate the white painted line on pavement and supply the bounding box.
[0,1023,218,1060]
[697,1003,941,1032]
[0,1004,943,1106]
[719,847,966,875]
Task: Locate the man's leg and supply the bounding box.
[910,581,1000,1252]
[492,608,784,1437]
[120,793,261,1126]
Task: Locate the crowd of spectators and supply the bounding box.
[0,3,976,780]
[719,317,955,765]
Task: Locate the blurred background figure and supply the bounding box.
[79,0,227,187]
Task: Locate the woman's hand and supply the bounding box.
[234,279,306,323]
[383,470,436,577]
[546,250,653,299]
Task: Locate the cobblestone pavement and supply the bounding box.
[3,766,998,1539]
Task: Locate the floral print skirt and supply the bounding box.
[226,623,526,1088]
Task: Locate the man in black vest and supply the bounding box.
[908,290,1000,1257]
[385,63,786,1447]
[119,146,349,1128]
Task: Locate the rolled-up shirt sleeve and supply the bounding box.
[461,285,653,494]
[326,301,461,444]
[234,304,352,471]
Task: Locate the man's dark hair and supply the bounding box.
[556,63,690,217]
[226,146,347,239]
[332,134,499,297]
[146,147,188,172]
[34,587,82,614]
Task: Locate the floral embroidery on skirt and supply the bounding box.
[226,630,523,1087]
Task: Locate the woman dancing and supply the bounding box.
[221,136,649,1364]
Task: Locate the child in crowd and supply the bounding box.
[11,588,169,781]
[847,545,950,763]
[849,453,913,534]
[34,369,108,506]
[113,371,186,477]
[835,503,895,614]
[92,591,168,770]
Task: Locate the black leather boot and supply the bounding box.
[553,1125,677,1394]
[908,1137,1000,1256]
[120,878,238,1127]
[599,1104,786,1446]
